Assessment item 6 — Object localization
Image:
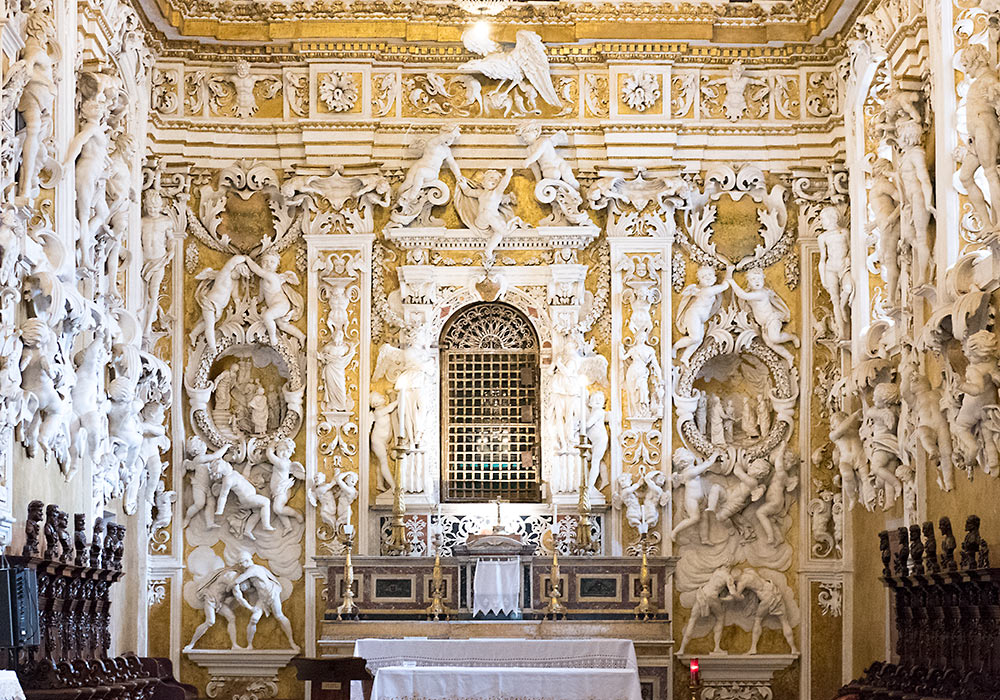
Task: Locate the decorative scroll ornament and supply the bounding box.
[818,581,843,616]
[189,161,304,256]
[588,168,690,239]
[283,169,390,236]
[680,165,791,271]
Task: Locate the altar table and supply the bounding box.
[370,665,643,700]
[353,637,638,671]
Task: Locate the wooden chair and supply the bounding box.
[290,657,373,700]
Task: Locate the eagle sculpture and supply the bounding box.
[460,27,562,109]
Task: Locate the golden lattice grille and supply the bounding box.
[440,303,541,503]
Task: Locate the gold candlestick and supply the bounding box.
[386,438,410,555]
[543,548,567,619]
[425,547,450,621]
[336,525,359,620]
[574,431,596,554]
[633,531,657,620]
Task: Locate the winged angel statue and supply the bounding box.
[460,27,562,115]
[373,326,435,450]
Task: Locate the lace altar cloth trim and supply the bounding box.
[354,638,639,673]
[370,665,642,700]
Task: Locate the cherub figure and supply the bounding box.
[703,60,768,120]
[862,381,903,509]
[190,255,247,353]
[955,330,1000,475]
[900,351,954,491]
[755,449,799,544]
[729,267,799,365]
[518,121,579,189]
[266,438,305,533]
[710,456,770,523]
[585,392,609,491]
[369,391,398,492]
[151,482,177,532]
[639,471,670,530]
[674,265,732,365]
[18,318,69,461]
[334,470,359,530]
[455,167,518,262]
[828,408,864,509]
[183,436,229,528]
[613,473,644,532]
[308,471,339,532]
[734,568,798,655]
[228,59,281,119]
[244,252,305,346]
[669,448,721,542]
[392,125,463,223]
[677,566,738,654]
[213,459,275,538]
[817,207,853,338]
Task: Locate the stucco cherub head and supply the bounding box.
[696,265,717,287]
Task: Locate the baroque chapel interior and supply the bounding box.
[0,0,997,696]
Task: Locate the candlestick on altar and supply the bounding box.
[633,530,657,620]
[386,438,410,555]
[425,531,450,621]
[336,524,359,620]
[574,428,596,554]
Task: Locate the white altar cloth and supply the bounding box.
[0,671,25,700]
[371,665,643,700]
[472,558,520,615]
[353,637,639,672]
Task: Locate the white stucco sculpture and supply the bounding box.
[549,330,608,453]
[369,391,397,493]
[954,330,1000,476]
[754,449,798,545]
[455,168,519,262]
[900,351,954,491]
[391,125,462,227]
[669,448,721,542]
[183,436,229,528]
[374,326,435,450]
[729,267,799,366]
[861,381,903,509]
[734,568,799,655]
[18,318,68,462]
[677,566,738,655]
[140,189,175,340]
[869,158,901,306]
[266,438,305,533]
[9,0,60,205]
[244,252,305,346]
[896,120,935,290]
[230,552,298,650]
[613,469,669,534]
[828,408,864,510]
[186,563,246,649]
[622,327,665,419]
[674,265,731,365]
[584,392,609,490]
[213,459,275,538]
[228,59,281,119]
[957,45,1000,231]
[319,331,356,413]
[817,207,852,338]
[191,255,248,353]
[460,27,561,111]
[519,122,579,189]
[69,329,109,477]
[703,60,767,121]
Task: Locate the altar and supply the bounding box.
[316,555,675,699]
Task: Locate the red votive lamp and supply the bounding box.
[689,658,701,700]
